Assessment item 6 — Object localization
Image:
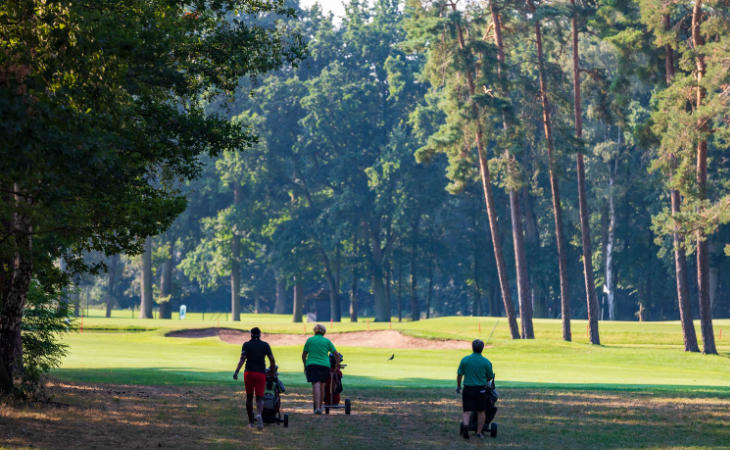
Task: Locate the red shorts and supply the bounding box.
[244,371,266,397]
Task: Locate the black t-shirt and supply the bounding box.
[241,339,273,373]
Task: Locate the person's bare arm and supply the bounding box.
[456,374,463,393]
[301,351,308,370]
[234,349,246,380]
[267,352,276,373]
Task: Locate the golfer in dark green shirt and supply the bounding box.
[302,324,338,414]
[456,339,495,439]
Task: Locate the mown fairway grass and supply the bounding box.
[3,314,729,448]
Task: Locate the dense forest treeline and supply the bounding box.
[2,0,730,394]
[76,1,729,335]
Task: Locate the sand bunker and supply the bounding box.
[166,328,469,350]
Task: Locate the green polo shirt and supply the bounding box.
[303,334,337,367]
[457,353,494,387]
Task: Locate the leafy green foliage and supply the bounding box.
[20,281,71,398]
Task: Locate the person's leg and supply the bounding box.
[476,411,486,435]
[245,393,254,424]
[255,396,264,415]
[319,381,326,408]
[243,371,255,425]
[253,372,266,429]
[461,387,473,439]
[312,382,321,412]
[462,411,471,427]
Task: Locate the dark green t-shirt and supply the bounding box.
[457,353,494,387]
[303,334,337,367]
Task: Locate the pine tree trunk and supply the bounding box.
[350,268,358,323]
[410,218,420,321]
[426,261,434,319]
[274,274,287,314]
[692,0,717,354]
[570,0,600,344]
[335,246,342,321]
[451,6,519,339]
[139,236,153,319]
[106,254,120,318]
[385,265,392,321]
[320,248,339,322]
[490,4,533,339]
[473,249,481,316]
[471,200,482,317]
[292,276,303,323]
[159,242,173,319]
[350,235,359,322]
[671,190,699,351]
[709,244,718,311]
[0,196,32,393]
[367,222,389,322]
[230,183,241,322]
[397,260,403,322]
[605,158,616,320]
[662,14,699,352]
[530,8,571,340]
[73,277,80,317]
[522,188,543,318]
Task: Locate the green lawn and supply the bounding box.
[80,309,730,346]
[56,314,730,391]
[8,315,729,448]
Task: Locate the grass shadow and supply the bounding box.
[52,367,730,398]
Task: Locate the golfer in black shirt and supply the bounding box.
[233,327,275,430]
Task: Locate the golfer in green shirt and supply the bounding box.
[456,339,495,439]
[302,324,338,414]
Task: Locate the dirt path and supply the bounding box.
[166,328,469,350]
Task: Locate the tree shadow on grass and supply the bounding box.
[3,378,730,449]
[53,367,730,397]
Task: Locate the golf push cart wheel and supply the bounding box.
[283,414,289,428]
[345,398,351,415]
[489,422,497,438]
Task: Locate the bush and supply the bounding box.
[20,281,71,398]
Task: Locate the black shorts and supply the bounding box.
[305,364,330,383]
[462,386,489,412]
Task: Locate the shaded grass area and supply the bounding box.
[55,332,730,388]
[2,381,729,449]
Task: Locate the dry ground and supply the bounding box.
[2,381,729,449]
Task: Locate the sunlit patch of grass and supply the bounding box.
[54,329,730,389]
[78,310,730,348]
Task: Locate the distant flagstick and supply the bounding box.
[485,320,499,345]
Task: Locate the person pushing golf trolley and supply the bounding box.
[456,339,498,439]
[302,323,340,414]
[233,327,275,430]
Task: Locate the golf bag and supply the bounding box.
[262,367,288,427]
[324,352,343,406]
[323,352,351,415]
[465,379,498,437]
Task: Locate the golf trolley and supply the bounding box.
[460,379,498,438]
[322,352,352,415]
[262,367,289,427]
